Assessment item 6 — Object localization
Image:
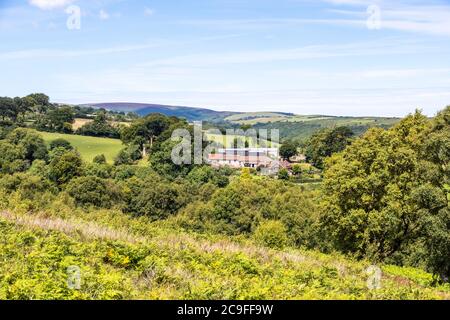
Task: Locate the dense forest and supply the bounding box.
[0,93,449,299]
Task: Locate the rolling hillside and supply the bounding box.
[84,103,237,122]
[84,103,401,141]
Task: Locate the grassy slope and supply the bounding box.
[225,113,399,126]
[0,208,448,300]
[40,132,123,164]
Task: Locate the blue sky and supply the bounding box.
[1,0,450,116]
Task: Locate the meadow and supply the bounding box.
[40,131,124,164]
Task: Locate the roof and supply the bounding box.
[208,154,273,164]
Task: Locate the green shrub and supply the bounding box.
[85,163,112,179]
[66,176,123,208]
[253,220,289,249]
[49,138,73,151]
[93,154,107,164]
[123,177,185,221]
[48,150,84,185]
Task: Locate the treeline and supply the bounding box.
[0,93,137,138]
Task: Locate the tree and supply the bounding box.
[123,177,185,221]
[114,145,141,165]
[280,140,298,160]
[0,97,15,121]
[49,138,73,151]
[66,176,122,208]
[76,112,119,138]
[36,106,74,133]
[0,141,28,174]
[120,114,172,157]
[320,112,429,261]
[93,154,107,164]
[13,97,33,121]
[415,106,450,281]
[306,126,354,169]
[0,129,47,174]
[253,220,289,249]
[48,150,84,185]
[278,168,290,180]
[6,128,48,162]
[27,93,50,108]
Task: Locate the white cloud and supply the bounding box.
[29,0,76,10]
[144,8,155,17]
[99,9,110,20]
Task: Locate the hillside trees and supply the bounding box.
[66,176,123,208]
[35,106,75,133]
[0,97,16,121]
[306,126,354,169]
[415,106,450,281]
[48,150,84,185]
[76,112,119,138]
[319,110,450,281]
[280,140,298,160]
[120,114,173,157]
[0,128,48,174]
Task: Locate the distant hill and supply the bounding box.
[84,103,237,122]
[84,102,401,141]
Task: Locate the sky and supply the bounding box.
[0,0,450,117]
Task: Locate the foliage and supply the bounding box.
[48,150,84,185]
[35,106,75,133]
[0,128,48,174]
[49,138,73,151]
[305,126,354,169]
[278,168,289,180]
[66,176,123,208]
[76,112,120,138]
[122,176,188,221]
[253,220,289,249]
[279,140,298,160]
[93,154,107,165]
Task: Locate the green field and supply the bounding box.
[39,132,124,164]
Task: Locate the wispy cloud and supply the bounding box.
[0,42,168,60]
[181,1,450,36]
[29,0,76,10]
[139,38,434,67]
[99,9,109,20]
[144,7,154,17]
[0,34,245,60]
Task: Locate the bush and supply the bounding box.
[114,145,141,165]
[48,150,84,185]
[253,220,289,249]
[49,139,73,151]
[84,163,112,179]
[93,154,107,164]
[112,165,137,181]
[123,177,185,221]
[66,176,123,208]
[76,113,119,138]
[278,168,289,180]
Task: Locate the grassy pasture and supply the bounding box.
[40,131,123,164]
